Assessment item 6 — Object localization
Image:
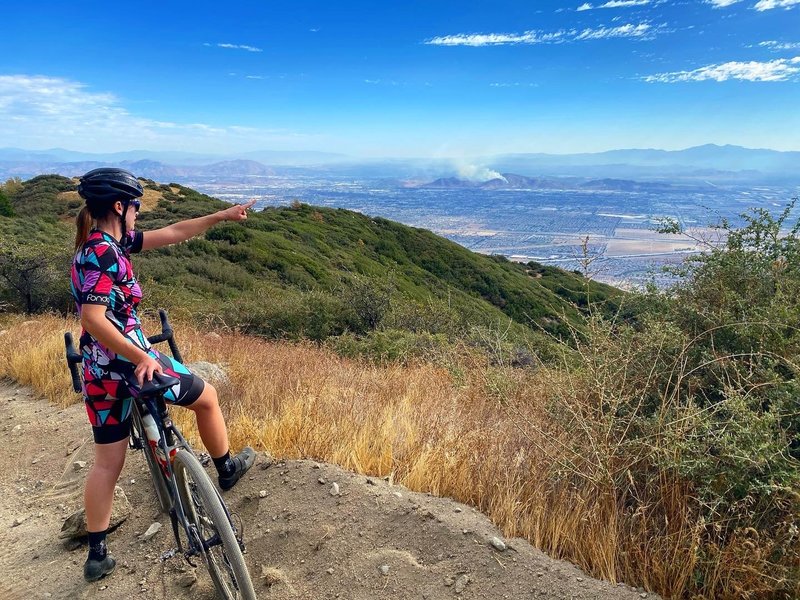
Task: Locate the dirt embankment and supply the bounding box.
[0,382,659,600]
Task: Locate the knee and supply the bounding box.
[189,382,218,412]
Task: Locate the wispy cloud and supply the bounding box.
[577,0,651,11]
[0,75,311,152]
[759,40,800,50]
[707,0,799,8]
[425,23,657,46]
[754,0,800,9]
[706,0,743,7]
[645,57,800,82]
[204,42,263,52]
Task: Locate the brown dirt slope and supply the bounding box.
[0,382,659,600]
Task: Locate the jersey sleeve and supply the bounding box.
[122,230,144,254]
[77,242,120,306]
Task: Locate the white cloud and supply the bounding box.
[754,0,800,9]
[645,56,800,82]
[575,23,653,39]
[578,0,652,10]
[425,31,567,46]
[759,40,800,50]
[204,42,263,52]
[425,23,655,46]
[0,75,312,152]
[707,0,743,7]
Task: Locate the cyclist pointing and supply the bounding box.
[69,168,256,582]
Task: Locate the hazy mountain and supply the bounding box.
[416,173,689,192]
[0,144,797,183]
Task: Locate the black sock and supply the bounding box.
[87,530,108,562]
[212,451,233,476]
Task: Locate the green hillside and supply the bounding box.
[0,174,622,357]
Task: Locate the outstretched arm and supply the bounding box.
[141,199,256,251]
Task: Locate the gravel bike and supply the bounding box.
[64,310,257,599]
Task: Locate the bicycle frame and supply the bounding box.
[131,392,244,562]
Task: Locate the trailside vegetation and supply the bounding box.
[1,175,797,598]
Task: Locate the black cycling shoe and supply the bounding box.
[84,554,116,582]
[218,446,256,491]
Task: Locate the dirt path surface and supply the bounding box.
[0,381,659,600]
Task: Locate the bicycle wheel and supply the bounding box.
[131,407,172,514]
[173,449,256,600]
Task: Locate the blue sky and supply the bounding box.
[1,0,798,157]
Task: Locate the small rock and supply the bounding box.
[176,571,197,588]
[318,478,326,484]
[312,462,321,469]
[12,425,21,432]
[186,361,228,384]
[73,460,87,471]
[379,565,390,576]
[259,490,267,498]
[326,568,334,575]
[31,458,39,464]
[99,585,107,590]
[12,516,27,527]
[444,577,455,587]
[640,595,648,599]
[489,536,507,551]
[576,577,584,582]
[454,507,462,513]
[329,482,339,496]
[454,574,470,594]
[60,487,131,540]
[139,522,162,541]
[392,491,402,499]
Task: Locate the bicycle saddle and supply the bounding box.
[140,372,180,396]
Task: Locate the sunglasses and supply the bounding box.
[130,199,141,213]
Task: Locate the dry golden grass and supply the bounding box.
[0,313,795,599]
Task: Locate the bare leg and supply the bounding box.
[85,438,129,532]
[185,382,229,459]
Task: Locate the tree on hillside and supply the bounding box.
[0,189,13,217]
[0,239,70,313]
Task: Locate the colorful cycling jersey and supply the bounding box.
[70,228,205,444]
[70,229,150,357]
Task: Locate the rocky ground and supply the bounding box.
[0,381,660,600]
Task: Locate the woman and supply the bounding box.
[70,167,256,582]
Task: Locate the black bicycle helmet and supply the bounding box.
[78,167,143,203]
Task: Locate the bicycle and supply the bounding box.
[64,309,257,600]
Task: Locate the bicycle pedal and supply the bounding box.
[197,452,211,467]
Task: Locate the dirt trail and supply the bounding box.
[0,381,659,600]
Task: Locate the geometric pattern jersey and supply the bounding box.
[71,229,204,443]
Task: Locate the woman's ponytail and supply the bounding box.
[74,206,93,250]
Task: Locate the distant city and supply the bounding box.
[181,175,798,289]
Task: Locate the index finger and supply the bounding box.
[242,199,257,210]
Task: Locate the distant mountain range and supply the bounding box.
[0,144,798,184]
[414,173,689,192]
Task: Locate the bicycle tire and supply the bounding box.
[131,407,172,514]
[173,449,256,600]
